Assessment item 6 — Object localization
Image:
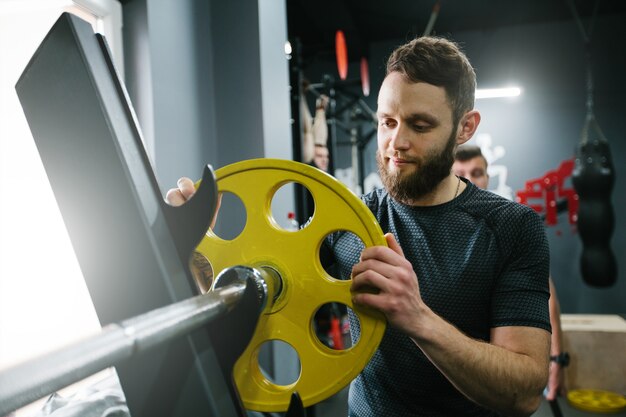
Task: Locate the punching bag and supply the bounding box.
[571,115,617,287]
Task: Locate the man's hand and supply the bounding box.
[165,177,221,230]
[350,233,429,334]
[350,232,550,416]
[316,94,329,111]
[545,361,567,401]
[166,177,220,292]
[165,177,197,206]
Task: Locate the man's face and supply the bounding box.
[313,146,329,172]
[452,156,489,190]
[376,72,458,202]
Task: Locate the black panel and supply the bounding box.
[15,13,236,417]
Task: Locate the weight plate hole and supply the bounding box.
[258,339,301,386]
[270,181,314,231]
[211,191,246,240]
[318,231,365,280]
[189,251,214,293]
[313,303,360,350]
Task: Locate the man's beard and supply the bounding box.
[377,132,456,203]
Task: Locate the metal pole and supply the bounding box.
[0,281,246,416]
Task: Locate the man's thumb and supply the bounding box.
[385,233,404,256]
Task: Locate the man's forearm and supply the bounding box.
[548,278,562,355]
[410,310,550,417]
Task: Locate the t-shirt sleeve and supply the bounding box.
[320,237,336,270]
[490,209,551,332]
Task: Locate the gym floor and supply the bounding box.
[311,388,626,417]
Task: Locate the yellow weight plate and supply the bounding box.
[195,158,387,412]
[567,389,626,413]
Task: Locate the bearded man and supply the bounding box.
[326,36,550,417]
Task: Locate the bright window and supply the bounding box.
[0,1,122,414]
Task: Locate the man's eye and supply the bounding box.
[413,124,429,132]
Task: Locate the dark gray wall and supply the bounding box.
[210,0,265,167]
[123,0,217,187]
[123,0,293,237]
[461,16,626,314]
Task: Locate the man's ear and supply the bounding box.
[456,110,481,145]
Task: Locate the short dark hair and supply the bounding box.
[386,36,476,125]
[455,145,488,168]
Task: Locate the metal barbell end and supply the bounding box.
[0,275,255,417]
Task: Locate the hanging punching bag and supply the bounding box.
[571,115,617,287]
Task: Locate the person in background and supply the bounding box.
[453,144,568,401]
[312,143,330,172]
[168,36,551,416]
[451,145,489,189]
[300,80,330,170]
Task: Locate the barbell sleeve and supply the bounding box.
[0,279,248,416]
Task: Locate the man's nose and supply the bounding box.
[389,124,411,150]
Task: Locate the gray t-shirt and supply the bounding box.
[325,179,550,417]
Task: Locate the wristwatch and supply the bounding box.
[550,352,570,367]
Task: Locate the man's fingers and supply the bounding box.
[165,177,196,206]
[165,188,187,206]
[177,177,196,200]
[352,258,397,281]
[351,269,387,297]
[352,291,382,309]
[359,241,409,270]
[351,269,379,290]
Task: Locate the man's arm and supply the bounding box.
[300,95,315,163]
[351,233,550,417]
[312,95,329,147]
[413,313,549,417]
[546,277,566,400]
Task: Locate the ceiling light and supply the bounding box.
[476,87,522,99]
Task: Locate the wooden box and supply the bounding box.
[561,314,626,395]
